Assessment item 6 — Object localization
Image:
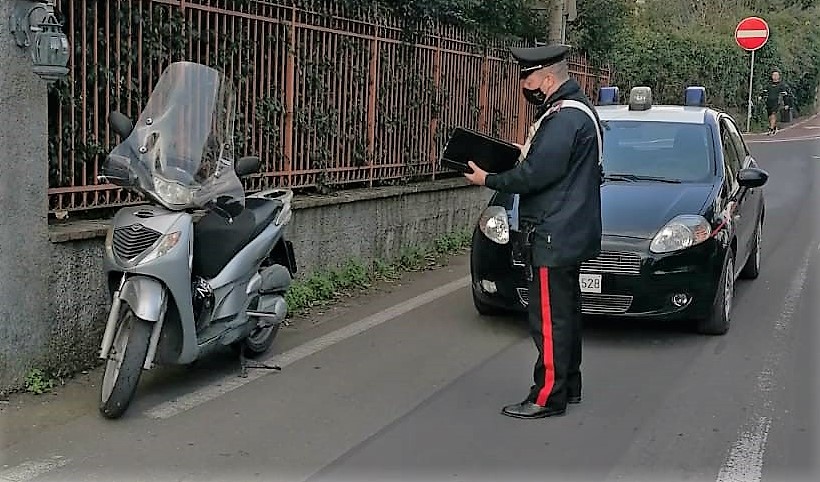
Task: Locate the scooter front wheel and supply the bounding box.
[99,307,152,419]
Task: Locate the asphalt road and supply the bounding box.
[1,124,819,482]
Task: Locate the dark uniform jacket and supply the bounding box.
[485,79,602,268]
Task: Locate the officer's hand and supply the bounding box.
[464,161,487,186]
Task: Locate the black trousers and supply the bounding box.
[526,264,583,409]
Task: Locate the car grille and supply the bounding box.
[581,294,633,314]
[516,289,633,315]
[113,224,162,260]
[581,251,641,275]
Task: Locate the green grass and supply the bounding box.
[285,229,472,315]
[24,368,55,395]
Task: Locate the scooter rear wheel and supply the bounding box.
[99,307,152,419]
[233,320,281,358]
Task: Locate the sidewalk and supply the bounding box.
[744,112,820,143]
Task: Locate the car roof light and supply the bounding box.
[628,86,652,111]
[598,86,619,105]
[685,86,707,107]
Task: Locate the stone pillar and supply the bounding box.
[0,0,51,392]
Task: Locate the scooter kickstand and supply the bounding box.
[239,344,281,378]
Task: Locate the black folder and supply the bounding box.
[439,127,521,174]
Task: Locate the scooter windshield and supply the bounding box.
[106,61,245,210]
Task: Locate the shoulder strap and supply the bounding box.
[520,100,604,166]
[560,100,603,166]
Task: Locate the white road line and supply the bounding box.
[145,275,471,419]
[716,416,772,482]
[0,456,70,482]
[746,134,820,144]
[715,241,815,481]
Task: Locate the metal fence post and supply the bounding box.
[429,35,441,181]
[283,4,295,187]
[366,36,379,188]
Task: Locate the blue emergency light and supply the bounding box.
[598,86,619,105]
[685,87,706,107]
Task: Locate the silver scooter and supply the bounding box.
[96,61,297,419]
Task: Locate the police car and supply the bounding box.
[470,86,769,335]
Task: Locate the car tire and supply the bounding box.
[696,250,735,336]
[740,217,762,279]
[472,288,506,316]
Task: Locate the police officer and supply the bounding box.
[464,44,603,419]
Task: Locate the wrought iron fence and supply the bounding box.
[48,0,611,215]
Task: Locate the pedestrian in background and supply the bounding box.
[762,69,792,135]
[464,44,603,419]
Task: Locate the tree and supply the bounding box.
[566,0,632,60]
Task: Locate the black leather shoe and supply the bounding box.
[568,395,582,404]
[501,401,566,419]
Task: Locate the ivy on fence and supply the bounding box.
[47,0,607,216]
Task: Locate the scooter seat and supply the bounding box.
[245,197,282,239]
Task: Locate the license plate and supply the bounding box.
[579,273,602,293]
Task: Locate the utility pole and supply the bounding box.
[547,0,576,44]
[548,0,564,44]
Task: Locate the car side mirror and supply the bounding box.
[737,167,769,189]
[109,111,133,139]
[235,156,261,177]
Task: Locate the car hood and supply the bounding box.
[601,182,715,239]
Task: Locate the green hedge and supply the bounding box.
[603,8,820,125]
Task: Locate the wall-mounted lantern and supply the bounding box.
[9,0,69,82]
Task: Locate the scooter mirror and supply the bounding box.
[235,156,261,177]
[109,111,134,139]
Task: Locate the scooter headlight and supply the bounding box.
[153,177,194,207]
[478,206,510,245]
[141,231,182,264]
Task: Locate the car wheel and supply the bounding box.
[696,250,734,336]
[740,217,762,279]
[472,288,506,316]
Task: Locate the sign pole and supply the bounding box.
[735,16,769,133]
[746,49,755,133]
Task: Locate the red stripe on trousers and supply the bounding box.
[536,267,555,406]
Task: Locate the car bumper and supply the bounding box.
[471,230,725,320]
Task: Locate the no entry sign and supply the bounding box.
[736,16,770,133]
[735,16,770,51]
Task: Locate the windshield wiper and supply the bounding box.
[604,173,682,184]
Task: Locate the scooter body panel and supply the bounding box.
[103,205,198,364]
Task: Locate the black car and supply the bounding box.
[470,86,769,335]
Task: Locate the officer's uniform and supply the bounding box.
[484,44,603,419]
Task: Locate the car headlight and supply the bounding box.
[650,215,712,254]
[479,206,510,244]
[154,177,194,206]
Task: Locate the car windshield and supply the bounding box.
[602,121,714,183]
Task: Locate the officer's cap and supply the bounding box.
[510,44,570,76]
